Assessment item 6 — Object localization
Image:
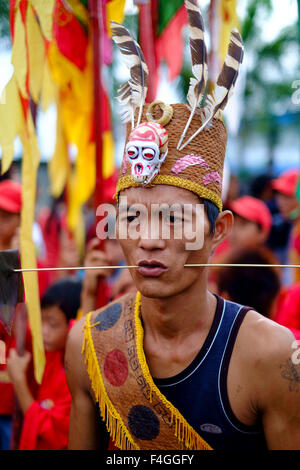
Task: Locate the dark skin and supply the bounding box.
[66,185,300,450]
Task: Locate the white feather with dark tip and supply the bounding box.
[179,29,244,150]
[185,0,208,110]
[111,21,149,128]
[177,0,208,150]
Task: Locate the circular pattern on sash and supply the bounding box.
[128,405,160,440]
[104,349,128,386]
[93,303,122,331]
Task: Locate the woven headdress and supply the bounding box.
[112,0,244,212]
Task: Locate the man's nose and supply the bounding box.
[138,219,166,251]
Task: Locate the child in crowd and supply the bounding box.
[6,278,82,450]
[226,195,272,250]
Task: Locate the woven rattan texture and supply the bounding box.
[116,103,227,209]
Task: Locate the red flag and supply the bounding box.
[53,0,89,71]
[137,0,187,99]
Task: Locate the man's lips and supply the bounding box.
[137,260,169,277]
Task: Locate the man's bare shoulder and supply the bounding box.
[236,309,300,403]
[67,316,86,350]
[237,311,300,449]
[65,316,90,394]
[238,309,297,363]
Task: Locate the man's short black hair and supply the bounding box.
[41,278,82,322]
[202,198,219,235]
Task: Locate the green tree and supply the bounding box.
[0,0,10,41]
[240,0,300,173]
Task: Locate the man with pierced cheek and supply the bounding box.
[65,0,300,451]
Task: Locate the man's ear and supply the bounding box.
[212,210,234,249]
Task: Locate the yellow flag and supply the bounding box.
[20,111,45,384]
[47,42,95,237]
[30,0,55,42]
[102,130,115,180]
[0,75,25,174]
[106,0,126,36]
[27,4,45,104]
[11,7,28,99]
[48,99,70,198]
[218,0,240,62]
[40,58,56,112]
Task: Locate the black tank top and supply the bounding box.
[153,295,267,450]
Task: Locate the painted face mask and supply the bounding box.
[125,122,168,185]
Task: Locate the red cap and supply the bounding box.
[0,180,22,213]
[228,196,272,236]
[271,169,300,197]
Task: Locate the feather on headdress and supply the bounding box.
[111,21,149,129]
[177,0,208,150]
[178,27,244,150]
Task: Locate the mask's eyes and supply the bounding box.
[127,146,138,159]
[142,148,155,160]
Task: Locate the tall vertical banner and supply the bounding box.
[135,0,187,100]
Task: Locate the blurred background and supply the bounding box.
[0,0,299,208]
[1,1,300,451]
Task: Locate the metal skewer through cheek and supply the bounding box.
[12,263,300,273]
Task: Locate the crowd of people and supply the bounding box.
[0,163,300,450]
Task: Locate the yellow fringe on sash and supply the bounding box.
[134,291,213,451]
[81,312,140,450]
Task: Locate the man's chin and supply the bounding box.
[136,279,182,300]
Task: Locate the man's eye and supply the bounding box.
[164,214,181,223]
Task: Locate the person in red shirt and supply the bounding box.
[272,169,300,284]
[273,282,300,341]
[6,278,82,450]
[0,323,15,449]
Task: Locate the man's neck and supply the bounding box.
[139,276,217,379]
[139,278,216,343]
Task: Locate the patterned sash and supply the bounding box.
[82,291,212,450]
